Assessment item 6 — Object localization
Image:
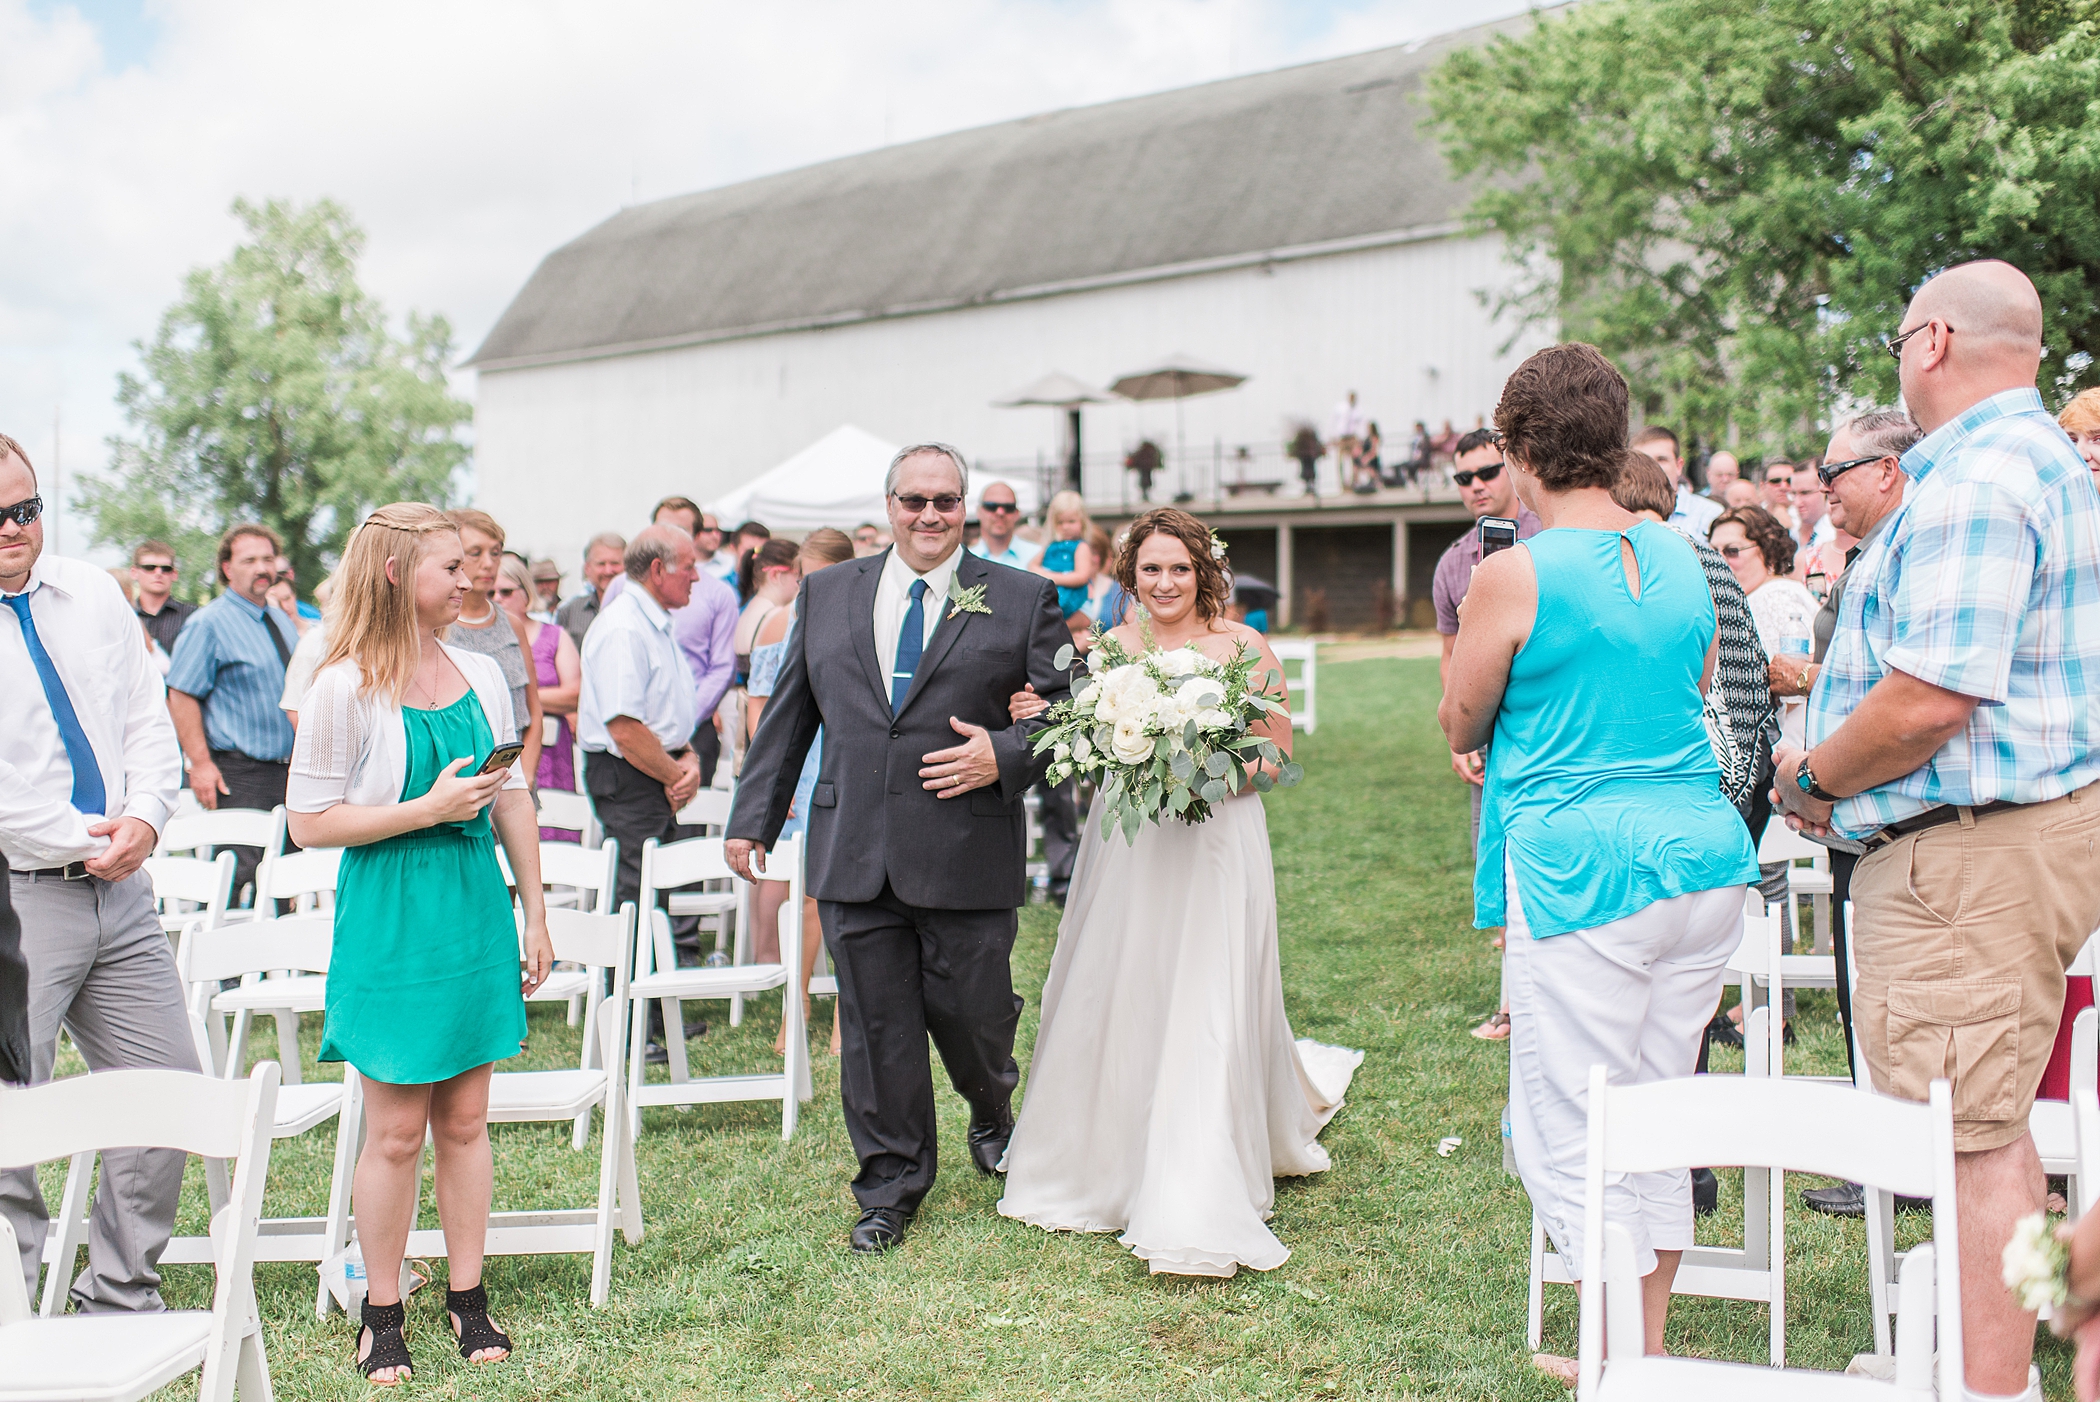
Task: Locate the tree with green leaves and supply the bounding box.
[81,198,470,599]
[1428,0,2100,456]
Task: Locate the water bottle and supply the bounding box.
[1501,1102,1516,1176]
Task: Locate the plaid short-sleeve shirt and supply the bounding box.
[1808,388,2100,836]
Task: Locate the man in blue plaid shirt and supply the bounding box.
[1774,260,2100,1401]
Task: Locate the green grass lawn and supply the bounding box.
[74,654,2074,1397]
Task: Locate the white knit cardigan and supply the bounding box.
[286,648,525,813]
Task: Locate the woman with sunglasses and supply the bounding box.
[1707,506,1818,751]
[496,555,582,837]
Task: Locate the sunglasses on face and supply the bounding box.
[1717,543,1757,560]
[1453,463,1505,487]
[0,494,44,529]
[980,501,1018,514]
[1816,454,1889,486]
[892,493,964,515]
[135,562,176,574]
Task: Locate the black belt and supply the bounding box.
[1860,800,2019,852]
[20,862,93,881]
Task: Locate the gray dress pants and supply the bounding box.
[1,869,200,1312]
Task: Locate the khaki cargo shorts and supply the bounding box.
[1850,781,2100,1153]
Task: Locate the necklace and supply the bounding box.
[411,641,448,709]
[456,600,495,627]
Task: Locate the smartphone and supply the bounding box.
[478,742,526,777]
[1478,516,1519,559]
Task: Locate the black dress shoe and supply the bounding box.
[1706,1011,1744,1049]
[968,1102,1015,1176]
[849,1207,912,1254]
[1691,1167,1718,1217]
[1802,1181,1865,1217]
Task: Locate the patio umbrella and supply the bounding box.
[1228,572,1278,612]
[1108,353,1249,500]
[994,371,1111,495]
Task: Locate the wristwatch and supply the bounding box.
[1794,755,1840,803]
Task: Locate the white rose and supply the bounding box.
[1072,734,1094,762]
[1194,707,1232,730]
[1053,742,1071,762]
[1095,665,1159,725]
[1073,679,1099,710]
[1111,716,1154,765]
[1177,675,1225,710]
[1153,646,1205,677]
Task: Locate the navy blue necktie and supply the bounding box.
[7,592,107,815]
[891,578,928,713]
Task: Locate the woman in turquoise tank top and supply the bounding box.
[286,504,554,1385]
[1439,346,1756,1385]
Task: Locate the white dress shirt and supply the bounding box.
[0,554,183,868]
[873,546,962,689]
[578,585,699,756]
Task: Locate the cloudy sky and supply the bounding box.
[2,0,1537,555]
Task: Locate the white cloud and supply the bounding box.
[0,0,1536,556]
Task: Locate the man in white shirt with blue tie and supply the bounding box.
[0,432,198,1312]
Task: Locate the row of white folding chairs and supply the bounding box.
[40,902,645,1317]
[3,1065,280,1402]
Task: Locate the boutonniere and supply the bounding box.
[947,582,992,620]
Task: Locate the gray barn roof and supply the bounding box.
[466,16,1530,371]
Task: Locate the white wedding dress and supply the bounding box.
[997,788,1362,1276]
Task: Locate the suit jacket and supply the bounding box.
[0,857,28,1085]
[728,548,1071,909]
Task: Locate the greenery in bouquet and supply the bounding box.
[1032,619,1303,845]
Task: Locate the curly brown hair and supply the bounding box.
[1113,507,1230,622]
[1493,342,1629,492]
[1709,505,1796,576]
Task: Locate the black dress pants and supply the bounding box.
[209,749,293,909]
[691,720,721,790]
[1035,777,1077,899]
[583,750,686,933]
[819,884,1023,1214]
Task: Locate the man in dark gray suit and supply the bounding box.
[727,443,1070,1254]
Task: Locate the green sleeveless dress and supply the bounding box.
[319,690,527,1085]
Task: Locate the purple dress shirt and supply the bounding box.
[1432,507,1544,635]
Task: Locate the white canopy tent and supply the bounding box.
[708,424,1043,530]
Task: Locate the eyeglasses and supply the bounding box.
[1814,454,1889,486]
[892,493,964,515]
[980,501,1018,514]
[1717,543,1756,560]
[1884,322,1947,361]
[134,562,176,574]
[1452,463,1505,487]
[0,494,44,529]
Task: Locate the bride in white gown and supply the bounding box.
[996,508,1362,1277]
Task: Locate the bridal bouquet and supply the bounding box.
[1034,627,1303,845]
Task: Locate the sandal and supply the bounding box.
[1470,1011,1512,1042]
[446,1282,513,1364]
[355,1298,413,1385]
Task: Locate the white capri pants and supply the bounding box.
[1504,855,1744,1279]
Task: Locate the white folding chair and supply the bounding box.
[1756,821,1834,953]
[2030,937,2098,1212]
[391,904,642,1308]
[1268,639,1316,733]
[213,910,333,1095]
[670,787,742,966]
[497,838,621,1146]
[166,918,356,1317]
[1528,1007,1785,1362]
[234,850,342,1086]
[0,1065,280,1402]
[2073,1006,2100,1219]
[145,850,237,937]
[1576,1068,1960,1401]
[629,835,811,1140]
[156,805,287,915]
[536,788,599,847]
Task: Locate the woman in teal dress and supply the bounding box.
[287,503,553,1386]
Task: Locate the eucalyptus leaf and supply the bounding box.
[1252,769,1276,792]
[1200,778,1228,804]
[1102,773,1124,802]
[1183,720,1200,749]
[1170,750,1195,781]
[1121,804,1143,844]
[1203,751,1230,779]
[1153,735,1174,761]
[1280,762,1305,787]
[1053,643,1076,671]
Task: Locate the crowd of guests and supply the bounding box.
[1440,259,2100,1401]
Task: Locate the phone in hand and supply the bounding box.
[1478,516,1519,559]
[477,742,526,777]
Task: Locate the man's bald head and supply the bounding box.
[1898,260,2048,432]
[1907,260,2044,359]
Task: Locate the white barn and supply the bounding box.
[468,15,1551,628]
